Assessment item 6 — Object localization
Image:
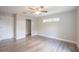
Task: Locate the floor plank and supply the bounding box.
[0,35,78,52]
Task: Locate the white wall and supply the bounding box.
[14,14,38,39]
[36,10,77,43]
[0,9,77,44]
[16,14,26,39]
[77,8,79,48]
[0,14,14,40]
[31,19,38,35]
[0,13,38,40]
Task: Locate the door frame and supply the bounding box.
[26,19,31,36]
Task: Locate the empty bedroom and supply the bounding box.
[0,6,79,52]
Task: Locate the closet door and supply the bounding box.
[0,16,13,40]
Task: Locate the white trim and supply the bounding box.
[32,33,38,36]
[37,34,77,44]
[16,35,26,39]
[0,37,13,41]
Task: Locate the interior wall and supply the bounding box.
[16,14,38,39]
[31,19,38,35]
[77,8,79,48]
[16,14,26,39]
[0,13,38,40]
[36,10,77,43]
[0,14,14,40]
[0,9,77,44]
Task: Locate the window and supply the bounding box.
[43,18,60,23]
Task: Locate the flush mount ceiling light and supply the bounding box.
[27,6,48,15]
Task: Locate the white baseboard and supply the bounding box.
[32,33,38,36]
[16,36,26,39]
[0,37,13,40]
[37,34,77,44]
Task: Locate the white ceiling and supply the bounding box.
[0,6,77,17]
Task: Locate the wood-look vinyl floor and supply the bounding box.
[0,35,78,52]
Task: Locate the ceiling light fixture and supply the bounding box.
[34,11,42,14]
[28,6,48,15]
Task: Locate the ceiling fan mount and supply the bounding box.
[28,6,48,14]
